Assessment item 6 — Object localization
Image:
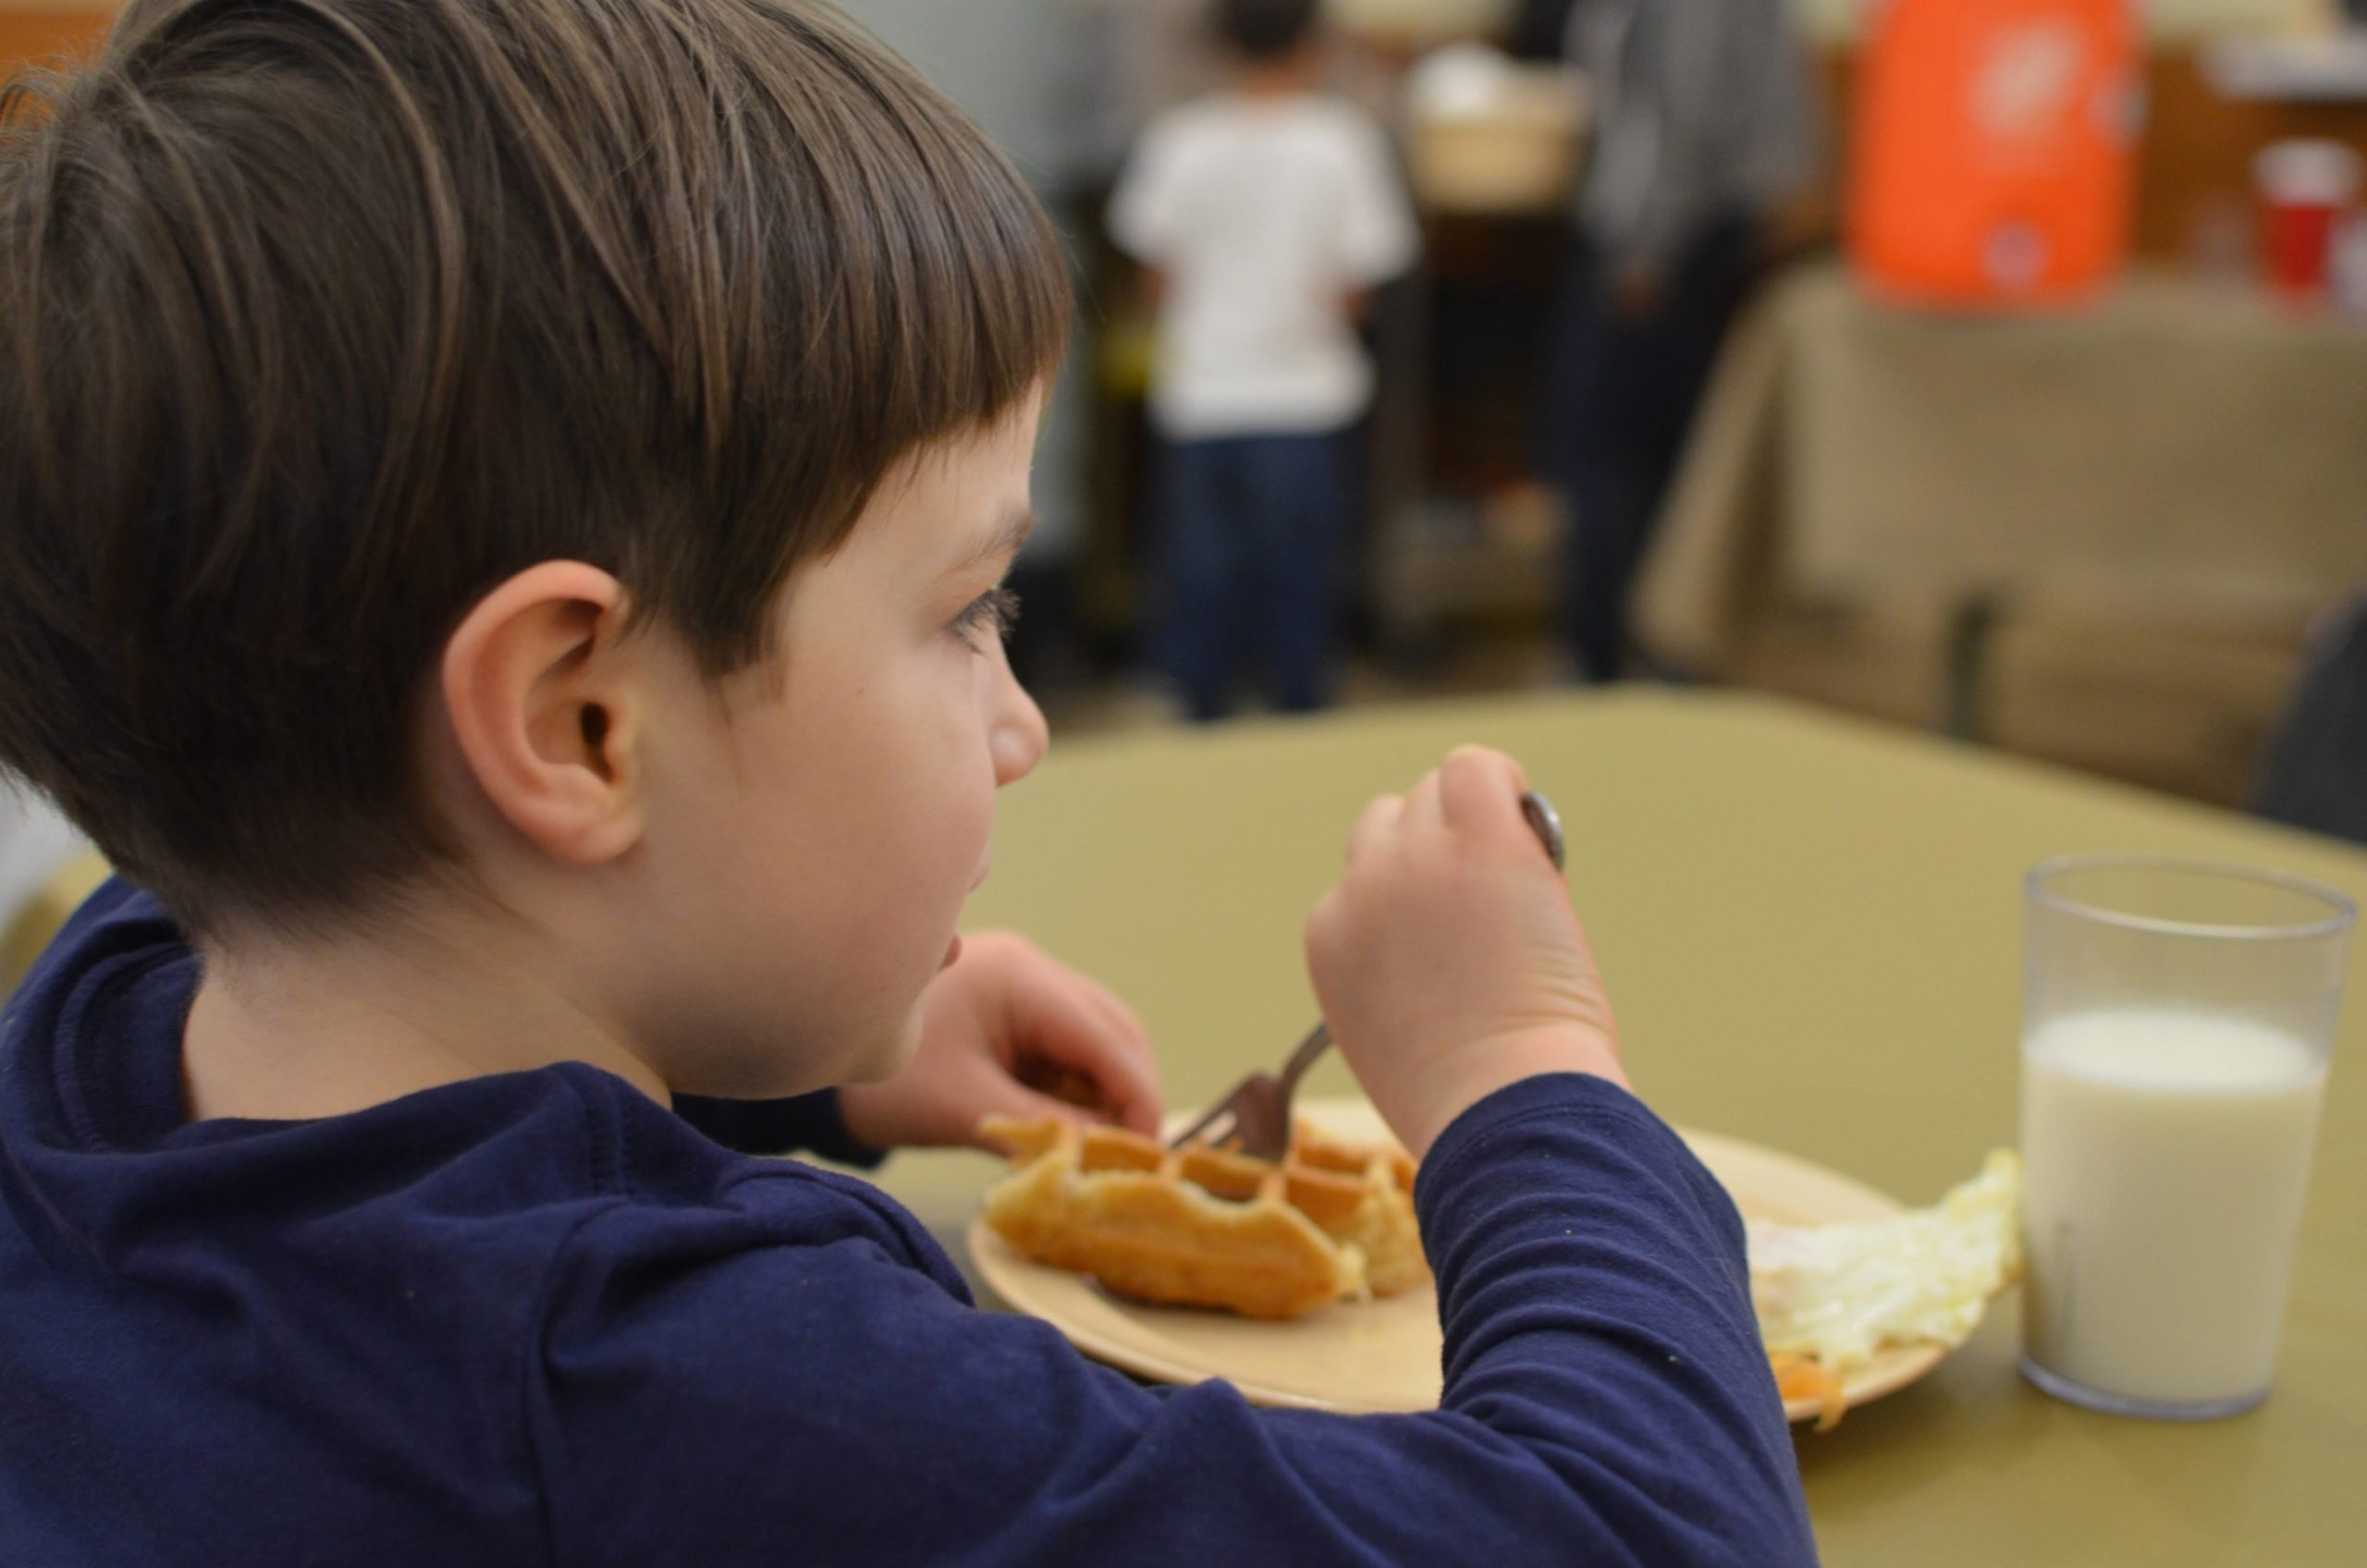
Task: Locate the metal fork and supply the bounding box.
[1168,790,1568,1160]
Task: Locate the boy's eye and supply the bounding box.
[950,584,1021,650]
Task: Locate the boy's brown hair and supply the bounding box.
[1214,0,1320,61]
[0,0,1071,939]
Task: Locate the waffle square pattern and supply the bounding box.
[980,1116,1429,1320]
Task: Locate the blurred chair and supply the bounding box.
[1638,261,2367,806]
[2258,600,2367,848]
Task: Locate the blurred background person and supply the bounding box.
[1110,0,1418,721]
[1543,0,1815,683]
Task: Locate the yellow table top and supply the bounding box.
[866,688,2367,1565]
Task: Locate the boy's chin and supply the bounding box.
[840,1010,926,1086]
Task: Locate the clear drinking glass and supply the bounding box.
[2020,855,2355,1419]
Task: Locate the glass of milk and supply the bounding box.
[2020,855,2355,1419]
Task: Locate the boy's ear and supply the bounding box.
[440,562,646,868]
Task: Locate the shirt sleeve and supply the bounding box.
[529,1074,1817,1567]
[1333,115,1419,287]
[669,1090,886,1170]
[1107,117,1186,263]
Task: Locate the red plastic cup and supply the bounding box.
[2255,141,2363,305]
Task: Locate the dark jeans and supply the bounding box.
[1152,429,1349,722]
[1544,214,1756,681]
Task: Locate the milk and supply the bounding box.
[2021,1008,2328,1410]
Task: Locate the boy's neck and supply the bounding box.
[180,905,670,1125]
[1233,48,1322,100]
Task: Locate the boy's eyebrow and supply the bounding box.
[950,507,1036,576]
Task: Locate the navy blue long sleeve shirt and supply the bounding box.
[0,880,1817,1564]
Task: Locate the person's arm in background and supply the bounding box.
[1596,0,1815,312]
[1107,114,1184,349]
[1107,114,1184,277]
[1738,0,1826,267]
[1333,109,1419,325]
[1593,0,1720,312]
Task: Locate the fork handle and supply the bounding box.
[1274,1021,1334,1096]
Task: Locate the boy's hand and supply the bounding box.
[837,934,1163,1153]
[1306,747,1628,1162]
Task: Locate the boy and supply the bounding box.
[1110,0,1416,721]
[0,2,1816,1563]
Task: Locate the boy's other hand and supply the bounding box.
[837,934,1163,1153]
[1306,747,1628,1163]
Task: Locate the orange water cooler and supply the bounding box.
[1847,0,2141,310]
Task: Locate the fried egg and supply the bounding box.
[1747,1150,2023,1375]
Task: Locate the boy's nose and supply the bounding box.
[991,659,1049,787]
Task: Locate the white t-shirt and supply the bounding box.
[1110,93,1418,441]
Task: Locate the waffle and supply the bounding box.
[979,1115,1429,1320]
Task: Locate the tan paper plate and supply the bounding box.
[968,1097,1950,1422]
